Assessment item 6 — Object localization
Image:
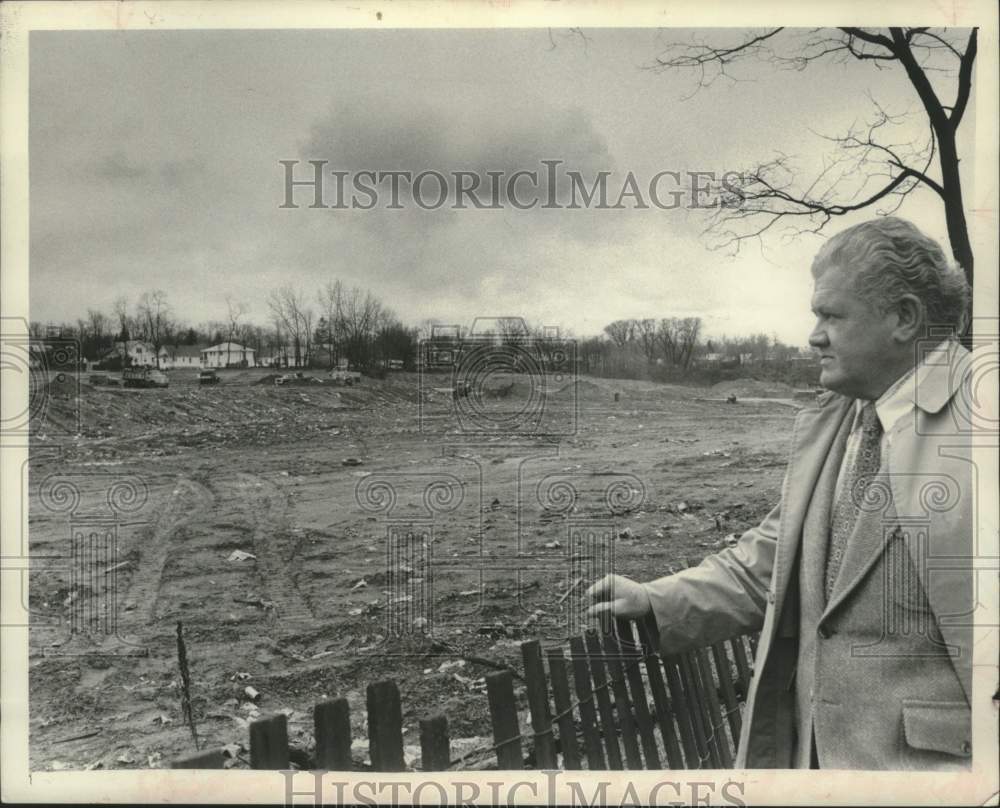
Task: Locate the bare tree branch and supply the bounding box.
[951,28,978,129]
[646,25,976,291]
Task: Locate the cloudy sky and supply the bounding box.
[29,28,972,344]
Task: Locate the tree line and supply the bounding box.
[32,282,420,372]
[33,300,816,385]
[577,317,816,385]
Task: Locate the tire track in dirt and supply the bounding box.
[215,471,315,630]
[124,476,216,629]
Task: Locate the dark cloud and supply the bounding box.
[300,94,616,208]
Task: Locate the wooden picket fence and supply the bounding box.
[484,614,758,770]
[170,613,756,771]
[171,677,457,771]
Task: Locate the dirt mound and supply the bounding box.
[480,379,535,399]
[549,379,608,400]
[711,378,794,398]
[255,374,280,385]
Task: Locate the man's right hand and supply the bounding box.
[585,574,652,619]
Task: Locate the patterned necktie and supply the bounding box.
[825,401,883,601]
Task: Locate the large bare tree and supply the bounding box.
[224,296,248,368]
[317,279,345,369]
[136,290,174,368]
[267,285,312,367]
[603,319,636,349]
[652,27,978,292]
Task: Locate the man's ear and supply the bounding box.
[892,293,925,343]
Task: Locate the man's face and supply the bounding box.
[809,263,901,400]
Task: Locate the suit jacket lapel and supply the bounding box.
[771,394,854,620]
[801,412,854,615]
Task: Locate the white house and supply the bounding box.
[110,340,168,367]
[163,344,205,369]
[202,342,256,368]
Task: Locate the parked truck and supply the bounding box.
[122,367,169,388]
[328,369,362,386]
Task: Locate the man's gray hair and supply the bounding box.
[811,216,971,334]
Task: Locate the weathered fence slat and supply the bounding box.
[611,621,660,768]
[694,647,733,767]
[486,670,523,769]
[636,615,685,769]
[568,636,606,770]
[583,628,624,769]
[659,652,700,768]
[675,653,714,768]
[419,714,451,771]
[367,680,405,772]
[728,636,753,698]
[685,651,723,768]
[546,647,582,770]
[599,629,644,769]
[616,619,663,768]
[170,748,226,769]
[249,713,290,770]
[521,639,558,769]
[712,642,743,743]
[314,698,352,770]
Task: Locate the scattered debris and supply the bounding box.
[222,743,243,758]
[103,560,132,575]
[558,577,584,604]
[227,550,257,562]
[521,609,544,629]
[342,458,363,466]
[543,540,561,549]
[233,596,274,610]
[244,686,260,702]
[53,729,101,744]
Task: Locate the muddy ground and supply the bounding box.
[26,368,805,770]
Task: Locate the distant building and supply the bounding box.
[202,342,256,368]
[259,344,310,368]
[109,340,163,367]
[163,344,206,369]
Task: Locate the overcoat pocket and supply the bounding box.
[901,700,971,758]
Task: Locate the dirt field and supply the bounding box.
[27,368,804,770]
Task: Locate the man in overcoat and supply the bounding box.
[587,217,977,769]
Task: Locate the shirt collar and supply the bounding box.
[855,338,958,432]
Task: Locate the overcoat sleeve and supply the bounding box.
[643,498,781,654]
